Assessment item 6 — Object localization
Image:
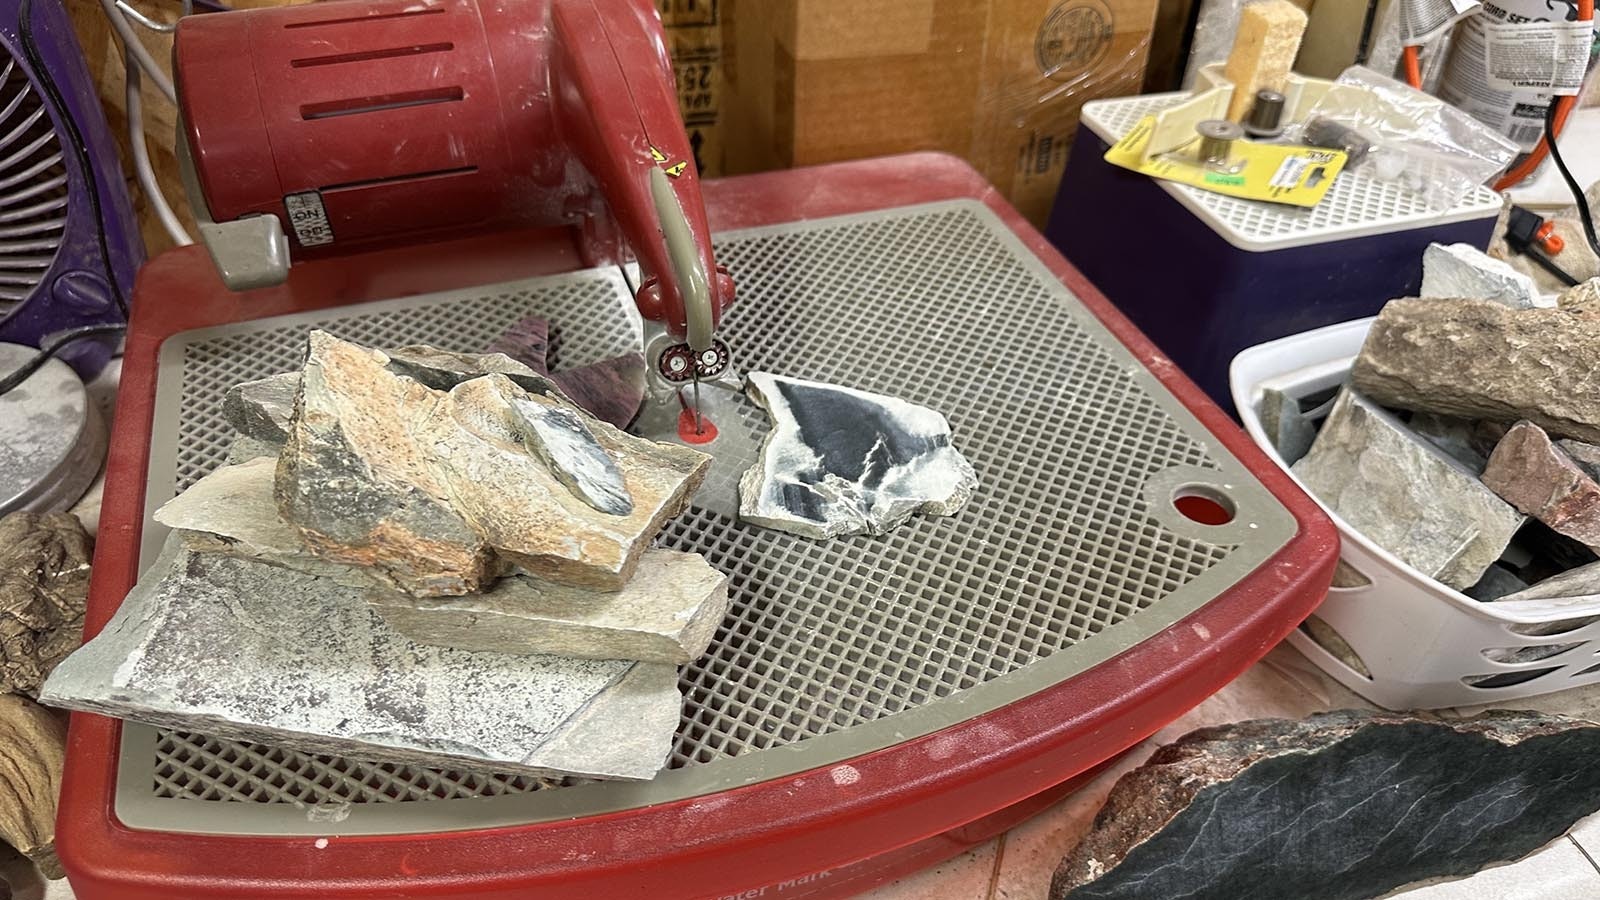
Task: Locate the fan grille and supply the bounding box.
[0,50,67,320]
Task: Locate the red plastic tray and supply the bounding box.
[58,153,1336,899]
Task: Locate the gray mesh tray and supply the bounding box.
[120,200,1296,835]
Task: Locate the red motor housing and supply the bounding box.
[175,0,733,340]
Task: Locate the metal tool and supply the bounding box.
[172,0,735,425]
[1195,118,1245,168]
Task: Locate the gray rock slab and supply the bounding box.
[1482,422,1600,553]
[222,373,299,444]
[1405,412,1506,474]
[383,345,557,395]
[1259,388,1316,464]
[370,549,728,663]
[739,373,977,539]
[1292,388,1523,589]
[39,541,681,781]
[276,333,710,594]
[1420,242,1548,309]
[1350,298,1600,443]
[1496,560,1600,603]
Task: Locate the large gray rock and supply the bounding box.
[1259,388,1316,464]
[1051,710,1600,900]
[39,541,681,781]
[1482,421,1600,552]
[1420,242,1547,309]
[222,373,299,445]
[1292,389,1523,589]
[739,373,977,539]
[276,332,710,594]
[1350,298,1600,443]
[370,550,728,663]
[0,511,90,697]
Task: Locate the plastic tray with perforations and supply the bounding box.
[1080,94,1505,251]
[118,200,1297,836]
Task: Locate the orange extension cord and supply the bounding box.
[1402,0,1594,191]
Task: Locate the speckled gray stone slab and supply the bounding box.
[1292,388,1523,589]
[370,549,728,663]
[39,541,681,781]
[738,373,977,539]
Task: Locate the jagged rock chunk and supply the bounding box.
[1483,422,1600,552]
[276,333,709,593]
[1292,388,1522,589]
[40,542,682,781]
[739,373,977,539]
[1052,710,1600,900]
[1420,242,1547,309]
[221,372,299,444]
[1351,298,1600,443]
[383,345,556,395]
[370,550,728,663]
[0,511,91,697]
[276,333,493,596]
[504,394,633,515]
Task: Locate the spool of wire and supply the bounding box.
[1196,119,1244,167]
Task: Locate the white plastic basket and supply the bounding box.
[1231,319,1600,710]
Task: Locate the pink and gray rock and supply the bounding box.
[487,315,551,372]
[1350,298,1600,443]
[40,540,683,781]
[1292,389,1522,590]
[1482,422,1600,553]
[275,332,710,594]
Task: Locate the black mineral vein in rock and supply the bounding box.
[1052,710,1600,900]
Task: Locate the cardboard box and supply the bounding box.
[657,0,728,176]
[723,0,1158,224]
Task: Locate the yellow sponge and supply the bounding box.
[1222,0,1309,121]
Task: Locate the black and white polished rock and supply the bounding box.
[738,373,976,539]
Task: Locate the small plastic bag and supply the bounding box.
[1300,65,1518,210]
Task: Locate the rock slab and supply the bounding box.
[39,542,682,781]
[1292,389,1522,589]
[1420,242,1547,309]
[222,373,299,445]
[276,332,709,594]
[1052,709,1600,900]
[370,549,729,663]
[739,373,977,539]
[0,511,91,697]
[1482,421,1600,552]
[1350,298,1600,443]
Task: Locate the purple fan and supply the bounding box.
[0,0,144,378]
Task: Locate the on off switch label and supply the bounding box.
[285,191,335,247]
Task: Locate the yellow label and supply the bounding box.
[664,161,689,177]
[1104,117,1348,208]
[650,146,669,163]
